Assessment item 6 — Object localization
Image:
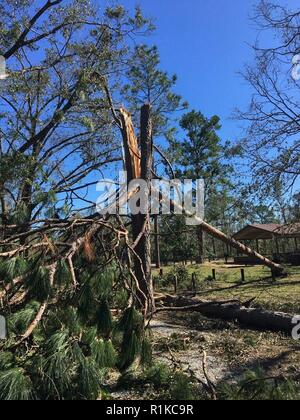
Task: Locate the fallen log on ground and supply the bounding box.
[155,295,298,334]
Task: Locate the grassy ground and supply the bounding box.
[151,310,300,398]
[153,261,300,313]
[109,262,300,400]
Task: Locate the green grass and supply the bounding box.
[153,262,300,313]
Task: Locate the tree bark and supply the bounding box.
[154,215,161,269]
[119,108,141,180]
[138,104,154,310]
[119,105,155,311]
[0,190,8,226]
[159,295,297,334]
[197,225,204,264]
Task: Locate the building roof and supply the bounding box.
[233,223,300,240]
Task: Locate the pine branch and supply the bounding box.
[13,262,57,346]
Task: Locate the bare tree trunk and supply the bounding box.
[154,215,161,269]
[119,105,155,311]
[0,190,8,226]
[197,225,204,264]
[119,108,141,180]
[138,104,154,310]
[0,137,8,227]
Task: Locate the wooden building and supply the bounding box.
[233,223,300,265]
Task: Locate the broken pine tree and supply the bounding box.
[117,104,285,294]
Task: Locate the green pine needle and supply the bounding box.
[10,202,31,225]
[91,339,106,368]
[76,357,103,400]
[119,331,141,371]
[26,265,52,302]
[8,301,40,336]
[91,339,117,368]
[78,277,96,321]
[117,307,145,371]
[42,331,72,397]
[0,368,33,400]
[55,260,72,287]
[0,352,14,370]
[92,268,114,298]
[141,339,153,366]
[0,257,28,283]
[82,326,98,346]
[96,299,113,338]
[117,306,143,332]
[104,340,117,368]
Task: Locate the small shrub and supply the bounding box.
[144,363,172,388]
[170,372,197,400]
[162,265,191,291]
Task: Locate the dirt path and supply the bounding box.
[150,317,231,385]
[109,310,299,399]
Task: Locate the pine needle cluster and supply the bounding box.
[0,256,152,400]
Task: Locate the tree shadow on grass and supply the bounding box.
[215,347,300,389]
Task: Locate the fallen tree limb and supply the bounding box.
[13,262,58,347]
[202,350,217,401]
[156,295,298,334]
[200,221,285,275]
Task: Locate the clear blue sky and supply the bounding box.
[120,0,293,143]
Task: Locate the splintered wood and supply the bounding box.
[119,108,141,181]
[118,106,285,278]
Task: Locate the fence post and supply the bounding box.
[192,273,197,293]
[241,268,245,282]
[212,269,216,280]
[174,275,178,294]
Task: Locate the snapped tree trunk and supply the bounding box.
[118,105,285,310]
[119,105,155,311]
